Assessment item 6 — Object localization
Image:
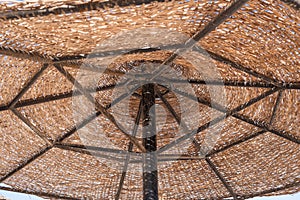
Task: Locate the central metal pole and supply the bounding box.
[142,83,158,200]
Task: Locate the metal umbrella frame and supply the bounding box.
[0,0,299,199]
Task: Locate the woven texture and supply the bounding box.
[0,0,299,199]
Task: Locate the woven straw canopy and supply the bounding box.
[0,0,299,199]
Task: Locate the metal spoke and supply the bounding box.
[36,130,298,164]
[207,90,286,156]
[8,64,49,109]
[0,46,50,62]
[233,113,300,144]
[0,63,53,183]
[57,143,131,155]
[269,90,283,125]
[56,80,143,143]
[115,100,143,200]
[157,87,280,154]
[54,64,146,152]
[53,44,182,65]
[207,130,267,157]
[129,154,205,162]
[1,45,299,92]
[172,87,300,144]
[55,144,126,162]
[206,157,238,199]
[205,50,281,87]
[0,146,52,183]
[149,0,250,80]
[0,105,8,112]
[155,85,201,151]
[0,79,274,112]
[55,61,125,76]
[287,82,300,89]
[11,108,52,146]
[0,79,285,113]
[159,78,275,88]
[241,181,300,199]
[0,84,139,184]
[46,147,219,162]
[157,115,225,154]
[15,83,140,109]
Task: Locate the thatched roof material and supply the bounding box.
[0,0,299,199]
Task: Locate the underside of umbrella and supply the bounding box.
[0,0,299,199]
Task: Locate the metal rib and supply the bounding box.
[0,44,298,92]
[172,86,300,144]
[150,0,250,80]
[55,79,142,143]
[57,143,131,155]
[233,113,300,144]
[241,181,300,199]
[205,50,281,87]
[207,130,267,157]
[0,45,50,62]
[269,90,283,125]
[155,86,201,151]
[55,144,125,162]
[0,79,280,113]
[11,108,52,146]
[206,157,238,199]
[8,64,49,109]
[157,87,280,153]
[161,78,275,88]
[0,146,52,183]
[0,86,138,185]
[115,100,143,200]
[54,64,146,152]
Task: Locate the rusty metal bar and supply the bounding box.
[172,87,300,144]
[142,83,158,200]
[241,181,300,199]
[157,87,280,154]
[0,86,138,185]
[150,0,250,80]
[8,64,49,109]
[54,64,145,152]
[205,157,238,199]
[115,100,143,200]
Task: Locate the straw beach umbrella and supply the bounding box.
[0,0,299,199]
